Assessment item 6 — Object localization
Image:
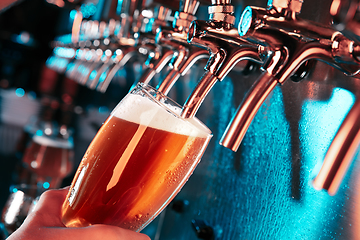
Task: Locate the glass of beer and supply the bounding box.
[21,127,74,188]
[61,83,212,232]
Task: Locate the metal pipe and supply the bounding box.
[220,71,278,151]
[220,0,360,152]
[137,0,204,90]
[180,2,264,118]
[313,98,360,195]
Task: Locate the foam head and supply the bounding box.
[111,87,212,138]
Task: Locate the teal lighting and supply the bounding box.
[80,3,97,18]
[70,9,77,20]
[43,182,50,189]
[98,70,107,84]
[98,106,109,113]
[15,88,25,97]
[36,130,43,136]
[90,70,98,80]
[294,87,355,237]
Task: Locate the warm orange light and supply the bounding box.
[72,10,83,44]
[330,0,341,16]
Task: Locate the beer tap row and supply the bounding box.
[46,0,360,196]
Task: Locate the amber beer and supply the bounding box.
[61,84,212,231]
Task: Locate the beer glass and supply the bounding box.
[21,128,74,188]
[61,83,212,232]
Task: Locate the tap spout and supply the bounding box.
[180,1,264,119]
[96,46,139,92]
[156,45,209,95]
[220,1,360,152]
[313,98,360,195]
[181,70,218,118]
[136,47,175,84]
[220,71,278,151]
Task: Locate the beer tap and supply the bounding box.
[219,0,360,152]
[136,0,206,88]
[91,0,146,92]
[154,0,210,95]
[312,0,360,196]
[312,99,360,195]
[96,3,175,92]
[180,0,265,118]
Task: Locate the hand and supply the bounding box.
[7,187,151,240]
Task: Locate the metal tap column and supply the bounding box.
[137,0,203,87]
[220,0,360,152]
[180,0,263,118]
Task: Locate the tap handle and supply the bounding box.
[220,71,277,151]
[313,98,360,195]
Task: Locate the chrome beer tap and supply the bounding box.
[312,98,360,195]
[220,0,360,152]
[137,0,206,89]
[96,3,175,92]
[180,0,265,118]
[93,0,145,92]
[313,0,360,196]
[154,0,210,95]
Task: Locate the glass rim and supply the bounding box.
[131,83,212,137]
[132,82,184,118]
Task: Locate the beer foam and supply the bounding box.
[111,94,211,138]
[33,134,74,149]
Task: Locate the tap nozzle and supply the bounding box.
[136,0,203,89]
[310,0,360,196]
[219,48,287,151]
[313,98,360,195]
[220,1,360,152]
[181,1,264,119]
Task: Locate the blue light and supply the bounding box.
[116,0,124,15]
[46,56,55,67]
[70,10,77,20]
[66,62,75,73]
[90,70,97,80]
[300,87,355,179]
[43,182,50,189]
[12,187,18,193]
[295,87,355,236]
[36,130,43,136]
[238,6,252,36]
[15,88,25,97]
[80,3,97,18]
[28,91,37,100]
[98,106,109,114]
[99,71,107,84]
